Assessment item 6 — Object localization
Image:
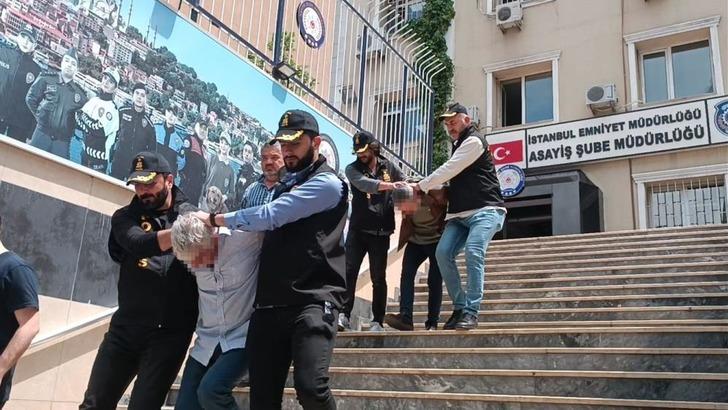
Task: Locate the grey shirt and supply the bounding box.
[190,228,263,366]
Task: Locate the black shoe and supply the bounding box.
[443,310,463,330]
[384,313,414,331]
[425,323,438,331]
[455,313,478,330]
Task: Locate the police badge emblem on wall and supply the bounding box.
[296,1,326,49]
[497,164,526,198]
[714,99,728,136]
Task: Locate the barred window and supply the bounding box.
[647,176,727,228]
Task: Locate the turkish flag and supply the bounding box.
[489,140,523,165]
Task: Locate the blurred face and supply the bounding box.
[132,89,147,109]
[356,147,375,166]
[219,139,230,156]
[132,174,173,210]
[280,135,320,172]
[60,55,78,79]
[195,123,208,140]
[398,195,421,216]
[165,110,177,126]
[261,146,284,182]
[17,34,36,53]
[242,144,253,164]
[178,236,218,269]
[100,73,117,94]
[443,113,471,140]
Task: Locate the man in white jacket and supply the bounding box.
[77,67,120,172]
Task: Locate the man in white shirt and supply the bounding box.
[413,103,506,330]
[171,214,262,410]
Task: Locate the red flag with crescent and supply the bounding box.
[489,140,523,165]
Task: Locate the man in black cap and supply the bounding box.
[0,24,41,142]
[340,130,405,331]
[26,47,87,159]
[79,152,198,410]
[412,103,506,331]
[194,109,348,409]
[109,83,156,180]
[201,132,236,211]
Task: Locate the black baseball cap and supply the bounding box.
[438,102,468,120]
[126,152,172,185]
[352,130,375,154]
[274,109,319,142]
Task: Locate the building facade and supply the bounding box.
[451,0,728,237]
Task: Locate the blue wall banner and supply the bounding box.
[0,0,353,210]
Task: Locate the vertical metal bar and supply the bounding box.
[427,90,435,173]
[273,0,286,64]
[357,26,369,126]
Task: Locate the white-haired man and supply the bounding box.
[171,214,262,410]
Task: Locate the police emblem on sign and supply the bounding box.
[497,164,526,198]
[26,72,34,84]
[714,99,728,136]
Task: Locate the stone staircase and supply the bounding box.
[155,224,728,409]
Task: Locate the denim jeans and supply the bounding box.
[175,346,248,410]
[436,208,505,315]
[398,241,442,327]
[29,128,70,160]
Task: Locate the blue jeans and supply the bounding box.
[29,128,70,159]
[436,208,505,315]
[175,346,248,410]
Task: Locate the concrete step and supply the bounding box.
[411,281,728,301]
[402,305,728,323]
[485,235,728,258]
[335,326,728,349]
[482,243,728,264]
[364,319,728,331]
[387,293,728,312]
[474,252,728,273]
[330,347,728,372]
[487,224,728,249]
[426,261,728,282]
[311,367,728,403]
[163,388,728,409]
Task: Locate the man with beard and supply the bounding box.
[340,131,405,332]
[200,133,236,211]
[154,105,186,181]
[80,152,198,410]
[76,67,120,173]
[194,109,347,410]
[240,140,284,209]
[179,119,210,206]
[109,83,156,180]
[0,24,41,142]
[27,48,87,159]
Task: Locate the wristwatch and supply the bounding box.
[209,212,219,228]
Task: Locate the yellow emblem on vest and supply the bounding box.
[382,170,391,182]
[141,221,152,232]
[137,259,149,268]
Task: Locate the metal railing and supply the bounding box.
[168,0,444,175]
[647,176,727,228]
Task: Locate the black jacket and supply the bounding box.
[0,37,40,131]
[256,157,348,308]
[25,71,87,140]
[109,106,156,180]
[346,156,405,234]
[447,125,504,213]
[108,186,198,330]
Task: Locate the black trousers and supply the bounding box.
[79,323,193,410]
[247,303,338,410]
[0,119,33,143]
[343,230,390,324]
[399,242,442,326]
[0,366,14,409]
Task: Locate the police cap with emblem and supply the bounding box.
[18,24,37,43]
[273,109,319,142]
[438,102,469,121]
[352,130,376,154]
[126,151,172,185]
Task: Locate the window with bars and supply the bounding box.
[647,176,727,228]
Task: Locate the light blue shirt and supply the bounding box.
[223,171,344,231]
[190,228,263,366]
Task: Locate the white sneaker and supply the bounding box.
[369,321,385,332]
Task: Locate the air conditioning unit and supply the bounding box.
[467,105,480,125]
[496,0,523,32]
[586,84,617,114]
[356,33,384,59]
[341,85,358,104]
